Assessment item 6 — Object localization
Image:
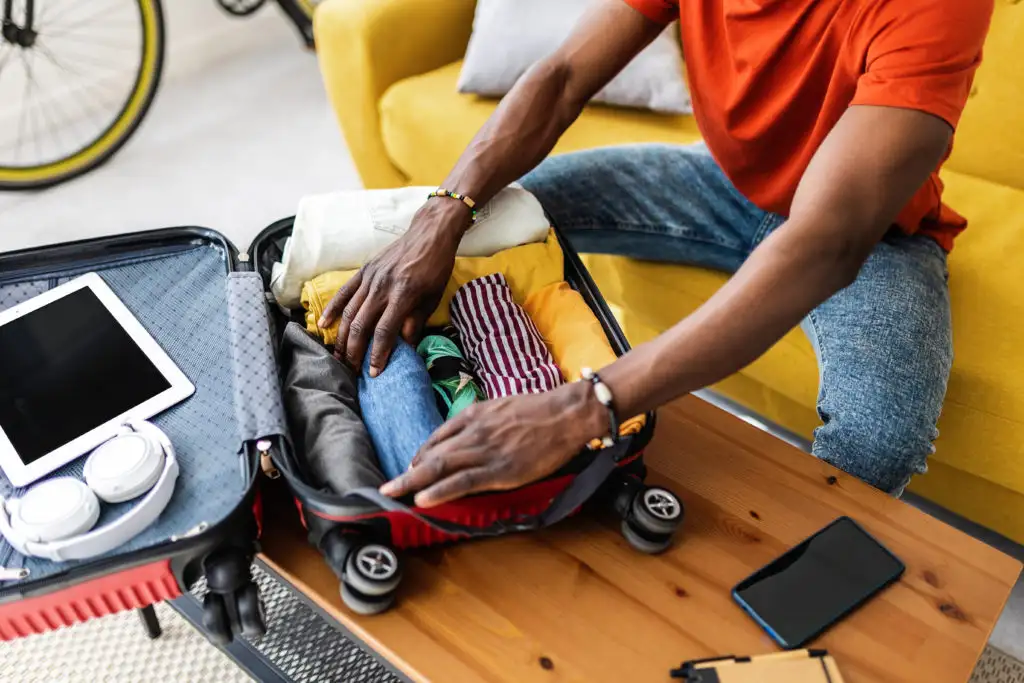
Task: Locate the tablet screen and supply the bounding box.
[0,287,171,467]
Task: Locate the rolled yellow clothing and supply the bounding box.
[523,280,646,442]
[524,281,617,382]
[304,230,564,346]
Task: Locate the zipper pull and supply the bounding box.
[258,439,280,479]
[0,567,29,581]
[170,522,209,542]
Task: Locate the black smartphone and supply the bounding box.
[732,516,905,649]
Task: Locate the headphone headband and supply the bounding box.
[0,422,178,563]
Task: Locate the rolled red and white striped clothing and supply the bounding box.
[450,273,565,399]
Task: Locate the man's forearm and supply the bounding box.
[425,0,665,235]
[440,60,586,213]
[593,106,953,424]
[598,221,864,421]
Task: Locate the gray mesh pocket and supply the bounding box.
[227,272,289,446]
[0,281,49,312]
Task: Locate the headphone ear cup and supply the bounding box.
[85,432,166,504]
[9,478,100,543]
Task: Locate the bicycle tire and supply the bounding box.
[275,0,316,48]
[0,0,166,190]
[293,0,316,21]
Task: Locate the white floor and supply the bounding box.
[0,0,1021,676]
[0,0,360,253]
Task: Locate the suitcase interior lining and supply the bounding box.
[0,245,271,585]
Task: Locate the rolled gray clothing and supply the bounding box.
[280,322,385,494]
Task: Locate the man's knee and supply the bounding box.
[520,151,591,196]
[812,400,938,495]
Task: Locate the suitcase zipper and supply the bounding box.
[170,522,209,542]
[258,439,280,479]
[0,567,30,581]
[0,544,25,583]
[0,243,200,285]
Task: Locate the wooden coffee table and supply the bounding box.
[260,395,1022,683]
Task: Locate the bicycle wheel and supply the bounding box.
[0,0,165,190]
[277,0,321,47]
[293,0,318,21]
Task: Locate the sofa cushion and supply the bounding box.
[943,2,1024,191]
[459,0,690,114]
[585,168,1024,505]
[379,61,702,185]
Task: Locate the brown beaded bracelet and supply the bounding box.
[428,188,478,222]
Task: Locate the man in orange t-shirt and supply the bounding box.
[322,0,994,503]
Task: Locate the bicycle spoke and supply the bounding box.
[0,44,14,84]
[38,41,137,74]
[44,0,123,26]
[38,104,66,164]
[34,40,95,144]
[38,0,73,25]
[44,50,132,73]
[26,53,44,164]
[31,78,66,158]
[38,31,140,51]
[44,3,130,36]
[33,41,134,126]
[38,59,115,146]
[15,52,36,163]
[43,22,142,42]
[39,43,133,89]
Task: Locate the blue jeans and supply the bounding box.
[521,143,953,495]
[359,340,444,480]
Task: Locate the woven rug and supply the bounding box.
[974,647,1024,683]
[0,576,1020,682]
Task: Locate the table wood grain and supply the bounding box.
[260,395,1021,683]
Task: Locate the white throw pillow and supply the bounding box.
[270,184,551,308]
[458,0,690,115]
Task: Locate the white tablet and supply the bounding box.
[0,273,194,488]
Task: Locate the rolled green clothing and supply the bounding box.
[417,330,485,419]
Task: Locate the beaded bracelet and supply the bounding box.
[428,188,478,222]
[581,367,620,448]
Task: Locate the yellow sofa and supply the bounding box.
[313,0,1024,544]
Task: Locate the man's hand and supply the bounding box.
[318,200,468,376]
[380,382,606,507]
[318,0,662,376]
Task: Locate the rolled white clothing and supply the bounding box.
[271,183,550,308]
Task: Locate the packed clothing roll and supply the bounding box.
[450,273,565,399]
[271,183,550,308]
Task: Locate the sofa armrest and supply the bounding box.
[314,0,477,188]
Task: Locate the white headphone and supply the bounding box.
[0,421,178,563]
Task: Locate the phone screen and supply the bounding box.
[733,516,905,649]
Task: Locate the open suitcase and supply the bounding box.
[250,218,685,616]
[0,214,685,641]
[0,228,288,645]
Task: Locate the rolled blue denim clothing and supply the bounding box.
[521,142,952,496]
[359,339,445,481]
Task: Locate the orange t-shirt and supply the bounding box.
[622,0,993,250]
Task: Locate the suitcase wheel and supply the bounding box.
[340,542,402,616]
[237,582,268,639]
[621,486,684,555]
[202,593,232,645]
[202,580,266,644]
[202,548,265,643]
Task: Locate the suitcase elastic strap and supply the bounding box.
[345,439,630,539]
